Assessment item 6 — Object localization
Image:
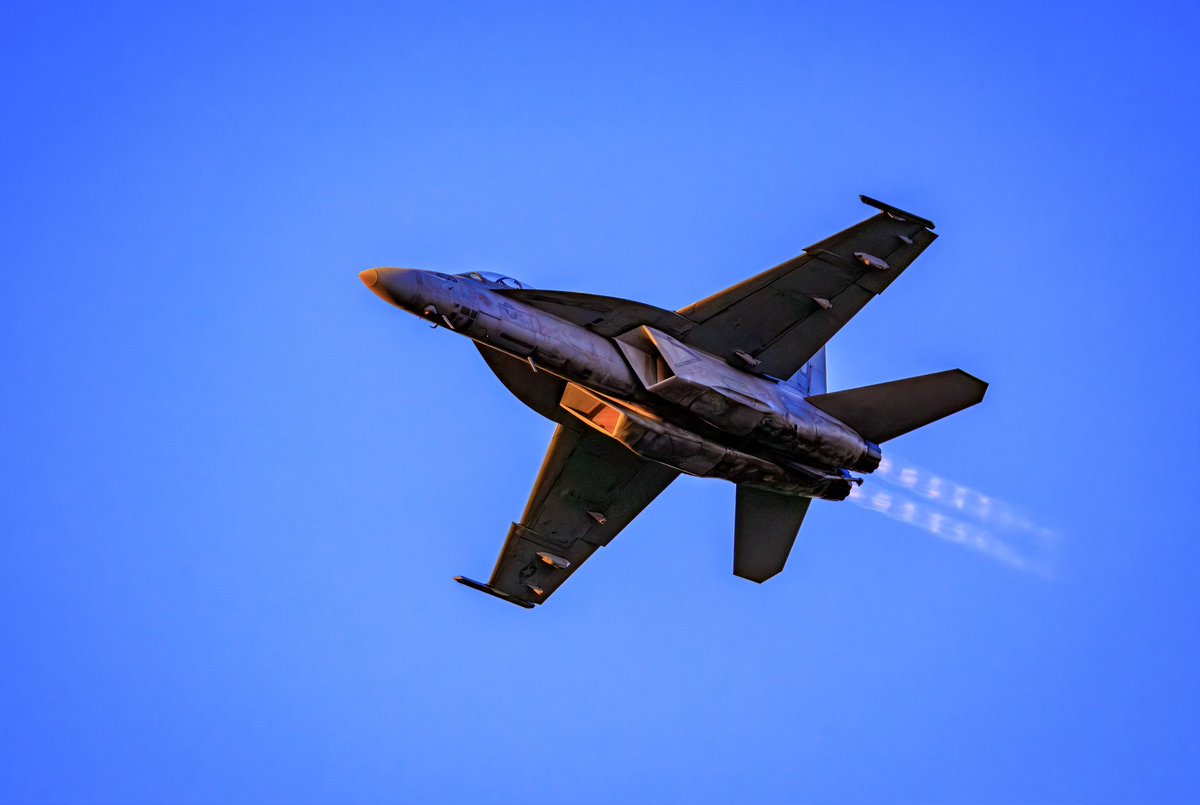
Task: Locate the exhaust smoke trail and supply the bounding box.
[847,454,1059,576]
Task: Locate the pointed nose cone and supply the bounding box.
[359,267,420,310]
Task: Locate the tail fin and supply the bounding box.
[806,369,987,443]
[734,486,812,583]
[786,347,827,395]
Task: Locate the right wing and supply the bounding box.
[677,196,937,379]
[456,424,678,608]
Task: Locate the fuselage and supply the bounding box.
[361,267,881,500]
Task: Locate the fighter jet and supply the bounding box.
[360,196,987,608]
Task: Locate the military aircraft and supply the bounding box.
[360,195,987,608]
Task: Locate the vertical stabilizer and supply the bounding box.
[809,347,827,395]
[787,347,827,395]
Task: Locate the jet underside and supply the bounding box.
[360,196,988,607]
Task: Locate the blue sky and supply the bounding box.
[2,1,1198,802]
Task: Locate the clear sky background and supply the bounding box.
[2,2,1199,803]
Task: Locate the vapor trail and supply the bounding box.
[847,454,1059,576]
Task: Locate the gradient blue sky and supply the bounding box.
[3,2,1199,803]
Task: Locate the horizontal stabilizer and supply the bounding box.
[734,486,812,583]
[806,369,988,444]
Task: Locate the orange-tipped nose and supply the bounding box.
[359,268,421,310]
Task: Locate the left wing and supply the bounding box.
[456,424,678,608]
[494,288,693,338]
[677,196,937,379]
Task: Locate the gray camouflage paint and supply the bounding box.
[361,267,877,501]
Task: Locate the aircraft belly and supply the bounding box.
[466,297,639,398]
[357,195,988,607]
[558,383,853,500]
[617,327,877,473]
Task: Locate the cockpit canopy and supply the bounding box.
[455,270,530,290]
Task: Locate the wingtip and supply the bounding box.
[454,576,536,609]
[859,195,936,230]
